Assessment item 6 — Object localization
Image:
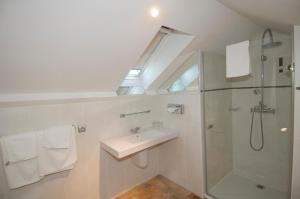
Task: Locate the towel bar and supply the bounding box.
[120,110,151,118]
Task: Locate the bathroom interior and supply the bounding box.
[0,1,300,199]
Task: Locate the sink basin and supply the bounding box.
[101,128,179,159]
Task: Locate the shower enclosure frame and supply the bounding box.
[198,51,217,199]
[198,46,295,199]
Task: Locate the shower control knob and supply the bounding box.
[253,89,261,95]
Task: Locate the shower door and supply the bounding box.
[202,33,293,199]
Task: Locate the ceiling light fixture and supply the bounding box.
[150,7,159,18]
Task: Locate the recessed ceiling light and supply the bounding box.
[150,7,159,18]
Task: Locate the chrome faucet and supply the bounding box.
[130,127,141,134]
[251,101,275,114]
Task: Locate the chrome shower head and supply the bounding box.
[262,41,282,49]
[261,28,282,49]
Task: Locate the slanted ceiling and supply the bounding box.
[0,0,262,102]
[217,0,300,33]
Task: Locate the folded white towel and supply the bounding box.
[1,132,37,163]
[0,132,41,189]
[38,126,77,176]
[226,40,251,78]
[0,126,77,189]
[42,126,73,149]
[2,158,41,189]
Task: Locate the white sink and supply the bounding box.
[101,128,179,159]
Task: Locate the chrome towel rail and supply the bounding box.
[120,110,151,118]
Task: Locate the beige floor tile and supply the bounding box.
[116,175,202,199]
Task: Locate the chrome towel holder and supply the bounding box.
[72,124,87,133]
[120,110,151,118]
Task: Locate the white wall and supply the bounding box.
[158,92,203,197]
[292,25,300,199]
[0,92,204,199]
[0,96,162,199]
[100,148,160,199]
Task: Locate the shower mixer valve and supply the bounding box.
[250,102,275,114]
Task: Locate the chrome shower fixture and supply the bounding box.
[253,89,261,95]
[250,102,275,114]
[262,28,282,49]
[249,28,281,152]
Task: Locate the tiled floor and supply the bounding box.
[116,175,202,199]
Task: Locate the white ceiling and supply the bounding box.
[217,0,300,33]
[0,0,262,95]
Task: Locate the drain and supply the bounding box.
[256,184,265,189]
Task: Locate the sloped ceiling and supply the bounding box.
[0,0,262,95]
[217,0,300,33]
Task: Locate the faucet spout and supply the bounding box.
[130,127,141,134]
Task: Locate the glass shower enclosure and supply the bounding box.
[202,31,293,199]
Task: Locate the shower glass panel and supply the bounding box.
[202,32,293,199]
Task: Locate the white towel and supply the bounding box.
[2,158,41,189]
[1,132,37,163]
[226,40,251,78]
[42,126,73,149]
[38,126,77,176]
[0,132,41,189]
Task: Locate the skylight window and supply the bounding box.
[168,64,199,93]
[125,69,142,80]
[116,86,145,96]
[116,26,194,96]
[127,86,145,95]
